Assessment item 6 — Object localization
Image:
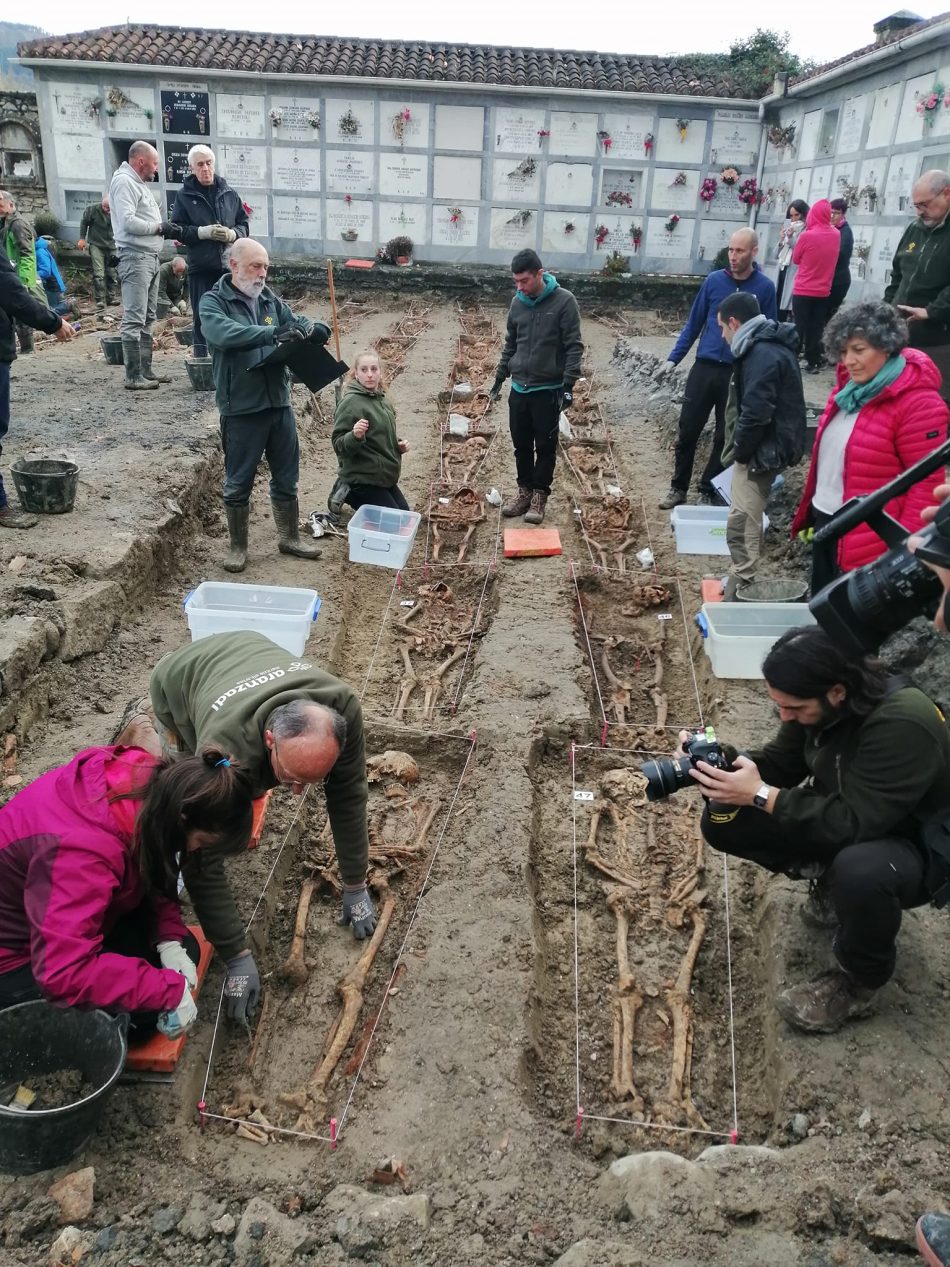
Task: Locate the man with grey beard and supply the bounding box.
[199,238,330,571]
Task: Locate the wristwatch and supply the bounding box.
[752,784,771,810]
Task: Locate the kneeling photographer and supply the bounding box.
[675,626,950,1035]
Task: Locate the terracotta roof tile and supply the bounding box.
[16,24,749,97]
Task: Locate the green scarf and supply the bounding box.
[834,354,906,413]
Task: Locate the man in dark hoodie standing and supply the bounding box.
[170,145,249,358]
[491,250,583,525]
[659,229,776,509]
[717,291,806,599]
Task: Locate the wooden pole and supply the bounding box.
[327,262,344,405]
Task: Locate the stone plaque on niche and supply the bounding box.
[869,226,903,287]
[797,110,821,162]
[549,111,597,157]
[160,89,210,136]
[107,85,156,133]
[656,119,706,164]
[53,133,105,181]
[895,74,933,146]
[379,203,427,241]
[433,205,479,247]
[883,155,912,213]
[216,94,265,140]
[269,97,323,144]
[379,154,426,199]
[545,163,593,207]
[273,149,320,193]
[218,144,267,189]
[50,85,103,135]
[432,156,481,202]
[602,113,654,160]
[711,178,746,217]
[434,105,484,152]
[326,151,373,196]
[792,168,811,199]
[653,169,700,211]
[866,82,900,150]
[64,189,101,222]
[492,157,540,204]
[697,219,737,264]
[541,212,590,254]
[837,95,867,154]
[808,164,833,202]
[326,198,373,242]
[494,107,545,153]
[162,142,192,186]
[593,215,640,256]
[489,207,536,251]
[272,196,322,240]
[381,103,430,150]
[645,216,693,259]
[326,99,375,146]
[710,120,759,167]
[600,168,644,209]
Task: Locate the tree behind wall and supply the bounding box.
[689,29,814,99]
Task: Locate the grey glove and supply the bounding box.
[489,379,504,402]
[274,325,306,345]
[210,225,232,244]
[309,321,332,345]
[223,950,260,1023]
[197,225,217,241]
[159,221,183,239]
[338,884,378,940]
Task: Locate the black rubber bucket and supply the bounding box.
[11,458,80,514]
[0,1002,128,1174]
[174,327,194,347]
[100,336,124,365]
[185,356,214,391]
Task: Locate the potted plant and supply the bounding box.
[383,234,414,265]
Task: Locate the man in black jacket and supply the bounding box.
[718,291,805,598]
[0,256,75,528]
[491,249,583,526]
[827,199,854,323]
[170,145,249,358]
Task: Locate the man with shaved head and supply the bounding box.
[885,169,950,402]
[199,237,330,569]
[108,140,182,388]
[659,228,777,509]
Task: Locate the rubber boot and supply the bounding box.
[16,325,33,354]
[272,498,321,559]
[222,504,249,573]
[140,333,170,384]
[122,336,158,390]
[0,504,38,529]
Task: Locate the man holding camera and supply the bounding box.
[684,625,950,1034]
[200,237,330,572]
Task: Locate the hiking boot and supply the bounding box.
[0,505,38,530]
[223,504,250,573]
[658,486,686,510]
[140,333,170,383]
[111,695,162,754]
[502,485,532,518]
[698,489,719,505]
[16,327,33,354]
[917,1213,950,1267]
[800,873,837,929]
[272,498,321,559]
[775,967,877,1034]
[122,336,158,390]
[523,490,548,525]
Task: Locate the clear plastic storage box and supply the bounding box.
[697,601,816,678]
[347,505,422,569]
[184,582,321,657]
[670,505,769,556]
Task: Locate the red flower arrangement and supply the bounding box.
[630,225,643,252]
[597,130,613,152]
[594,224,610,247]
[448,206,463,224]
[737,177,759,208]
[344,194,353,205]
[242,202,253,217]
[644,132,654,156]
[664,214,680,236]
[538,128,550,139]
[606,190,633,208]
[700,176,718,211]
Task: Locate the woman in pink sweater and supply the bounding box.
[792,199,840,373]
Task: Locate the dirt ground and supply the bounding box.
[1,290,949,1267]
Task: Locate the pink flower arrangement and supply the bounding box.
[700,176,718,210]
[737,177,760,208]
[917,84,945,128]
[594,224,610,247]
[720,167,740,186]
[242,202,253,217]
[606,190,633,207]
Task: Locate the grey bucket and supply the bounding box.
[11,458,80,514]
[737,578,808,603]
[174,326,194,347]
[185,356,214,391]
[100,336,124,365]
[0,1002,128,1174]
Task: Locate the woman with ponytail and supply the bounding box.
[0,743,251,1037]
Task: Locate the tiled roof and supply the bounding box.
[790,9,950,87]
[16,26,746,98]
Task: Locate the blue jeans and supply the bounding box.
[220,407,299,506]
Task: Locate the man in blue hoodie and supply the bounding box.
[491,250,583,525]
[659,230,776,509]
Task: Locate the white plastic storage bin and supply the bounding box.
[184,582,321,657]
[347,505,422,569]
[697,601,816,679]
[670,505,769,556]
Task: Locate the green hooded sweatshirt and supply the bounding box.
[332,382,402,487]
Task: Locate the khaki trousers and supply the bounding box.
[726,463,773,583]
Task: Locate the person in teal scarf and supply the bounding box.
[792,300,949,594]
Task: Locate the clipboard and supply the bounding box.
[252,337,348,393]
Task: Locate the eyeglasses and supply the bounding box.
[270,739,291,786]
[913,192,949,211]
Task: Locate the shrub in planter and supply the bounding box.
[382,234,414,265]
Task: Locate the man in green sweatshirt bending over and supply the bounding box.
[121,632,375,1025]
[491,249,583,526]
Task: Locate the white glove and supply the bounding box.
[209,225,232,243]
[157,978,198,1038]
[157,939,198,990]
[197,225,218,240]
[223,228,237,244]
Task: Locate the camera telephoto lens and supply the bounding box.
[640,756,693,802]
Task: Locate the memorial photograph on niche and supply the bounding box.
[160,89,210,136]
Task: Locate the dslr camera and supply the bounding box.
[641,726,735,802]
[810,439,950,656]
